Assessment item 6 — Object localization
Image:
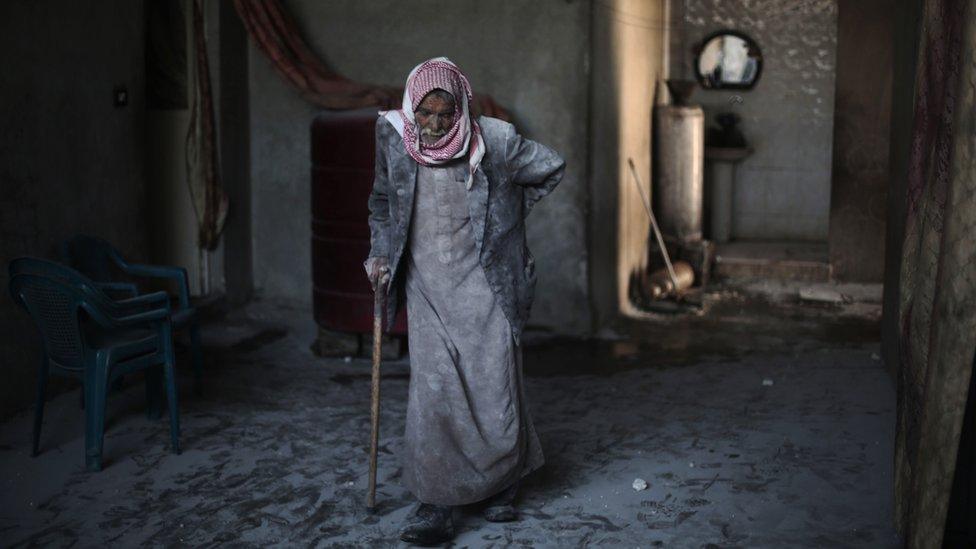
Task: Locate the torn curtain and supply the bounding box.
[894,0,976,546]
[186,0,228,250]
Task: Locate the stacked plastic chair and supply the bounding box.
[8,257,181,471]
[61,235,202,392]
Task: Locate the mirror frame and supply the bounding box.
[693,29,763,91]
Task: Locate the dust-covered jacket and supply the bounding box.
[367,115,565,343]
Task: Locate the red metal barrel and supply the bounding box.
[311,108,408,335]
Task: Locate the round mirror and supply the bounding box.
[694,31,763,90]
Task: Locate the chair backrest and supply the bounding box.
[9,274,88,371]
[61,235,120,283]
[9,257,112,309]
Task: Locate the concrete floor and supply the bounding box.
[0,286,901,547]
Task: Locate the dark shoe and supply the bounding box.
[483,481,519,523]
[399,503,454,546]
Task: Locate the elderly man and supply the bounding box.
[365,57,564,545]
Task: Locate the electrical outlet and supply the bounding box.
[113,86,128,107]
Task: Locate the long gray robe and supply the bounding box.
[401,162,545,505]
[367,116,566,343]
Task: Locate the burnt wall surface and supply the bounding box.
[827,0,894,282]
[248,0,592,334]
[669,0,838,241]
[0,1,149,418]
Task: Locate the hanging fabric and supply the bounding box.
[232,0,511,120]
[894,0,976,546]
[186,0,228,251]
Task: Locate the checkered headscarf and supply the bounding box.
[381,57,485,189]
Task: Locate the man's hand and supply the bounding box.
[364,257,391,292]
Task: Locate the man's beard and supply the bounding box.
[420,127,446,144]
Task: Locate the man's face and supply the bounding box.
[415,91,456,145]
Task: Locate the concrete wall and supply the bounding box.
[146,0,225,297]
[218,2,254,304]
[826,0,893,282]
[669,0,838,241]
[0,1,149,418]
[219,0,254,306]
[146,105,202,290]
[881,0,923,378]
[589,0,668,325]
[248,0,592,333]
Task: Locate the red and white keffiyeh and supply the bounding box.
[381,57,485,189]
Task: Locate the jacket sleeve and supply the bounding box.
[504,125,566,216]
[367,121,392,259]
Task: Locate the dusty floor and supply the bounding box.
[0,283,900,547]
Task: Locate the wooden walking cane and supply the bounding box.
[367,273,387,511]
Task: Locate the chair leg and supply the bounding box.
[32,355,49,457]
[190,320,203,395]
[145,366,163,420]
[162,324,181,454]
[163,358,181,455]
[84,355,110,472]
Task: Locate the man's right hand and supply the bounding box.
[364,257,391,292]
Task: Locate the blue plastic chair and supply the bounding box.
[9,270,180,472]
[9,256,174,408]
[62,235,202,391]
[9,257,171,318]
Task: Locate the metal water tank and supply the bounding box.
[654,105,704,242]
[311,108,408,335]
